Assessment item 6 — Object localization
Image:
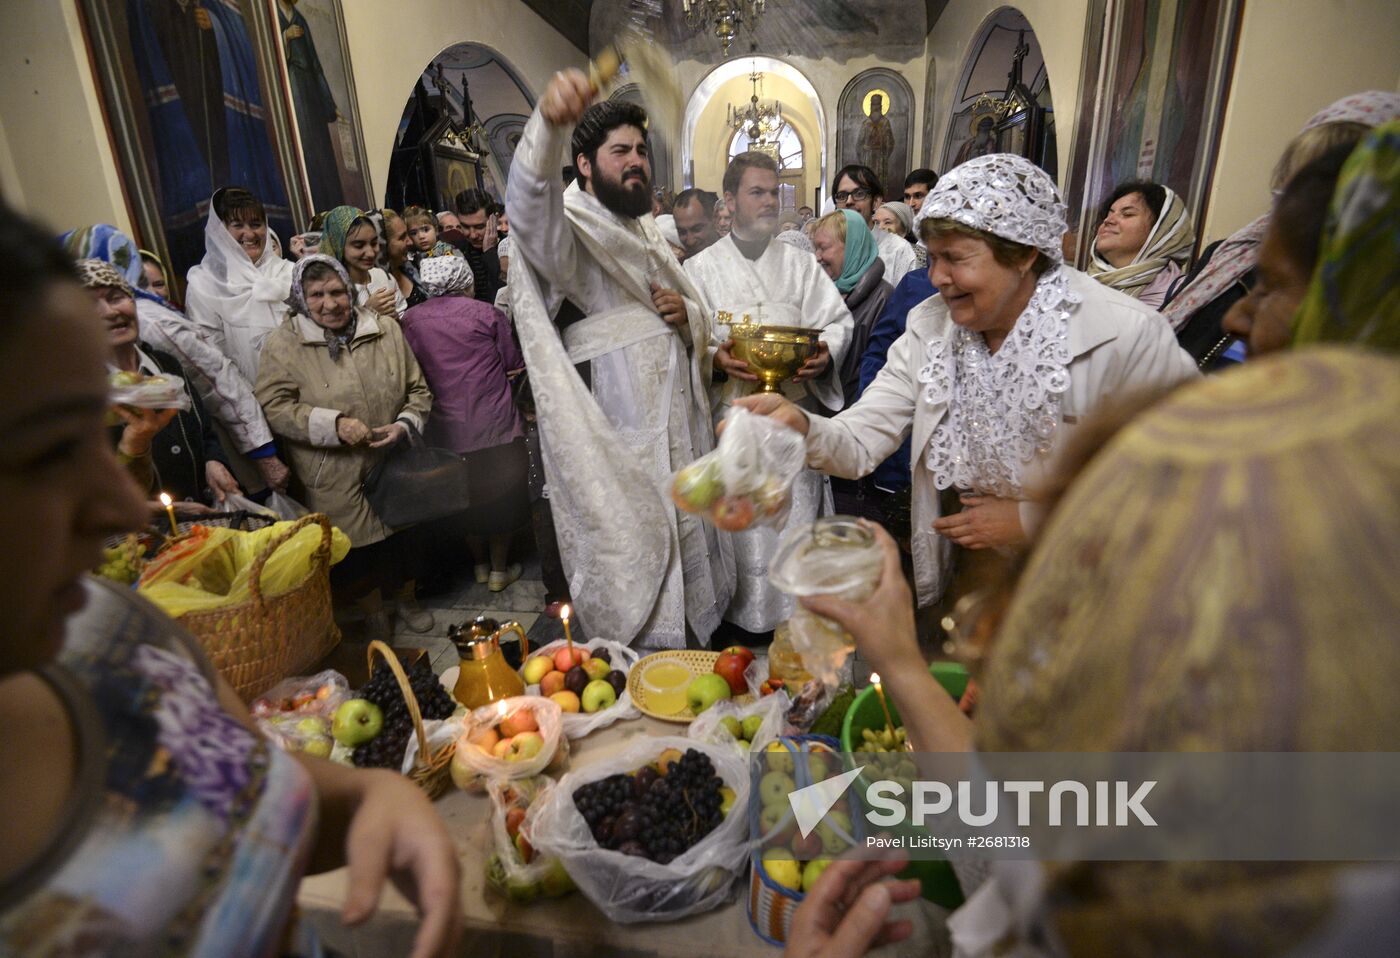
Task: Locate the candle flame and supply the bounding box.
[870,672,882,686]
[495,699,511,719]
[159,492,173,507]
[560,603,571,621]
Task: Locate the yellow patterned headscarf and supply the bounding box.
[977,347,1400,955]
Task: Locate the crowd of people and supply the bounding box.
[0,43,1396,955]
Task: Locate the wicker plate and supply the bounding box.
[628,650,755,723]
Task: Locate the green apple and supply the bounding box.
[765,740,795,775]
[762,849,802,891]
[720,716,743,739]
[301,735,332,758]
[583,657,611,682]
[581,678,617,713]
[686,673,732,715]
[801,859,832,893]
[741,715,764,740]
[816,810,854,855]
[539,859,575,897]
[759,770,796,809]
[759,802,789,835]
[719,785,737,816]
[522,655,554,685]
[506,731,545,762]
[331,698,383,747]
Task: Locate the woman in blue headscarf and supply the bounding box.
[811,209,892,408]
[59,223,289,492]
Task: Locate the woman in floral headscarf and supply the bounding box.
[255,254,433,640]
[318,205,403,318]
[401,257,529,592]
[740,154,1198,610]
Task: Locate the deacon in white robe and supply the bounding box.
[686,152,853,633]
[506,73,732,650]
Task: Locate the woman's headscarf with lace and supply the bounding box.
[1162,91,1400,331]
[184,190,294,335]
[417,256,475,298]
[916,153,1076,498]
[290,254,358,360]
[1087,185,1195,300]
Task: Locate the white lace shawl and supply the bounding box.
[918,267,1080,498]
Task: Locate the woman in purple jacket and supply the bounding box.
[402,257,529,592]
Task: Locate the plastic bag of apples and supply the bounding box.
[669,406,807,532]
[450,695,569,793]
[520,638,641,739]
[484,776,577,904]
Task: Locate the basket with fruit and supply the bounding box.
[451,695,569,792]
[747,735,863,945]
[485,777,577,904]
[331,642,462,797]
[669,406,806,533]
[518,638,639,738]
[525,738,752,924]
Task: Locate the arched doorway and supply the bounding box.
[383,42,535,210]
[940,8,1055,178]
[681,57,826,210]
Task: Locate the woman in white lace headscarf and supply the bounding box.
[738,154,1198,609]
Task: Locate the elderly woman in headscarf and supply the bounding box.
[318,206,403,319]
[811,209,893,409]
[785,348,1400,958]
[61,222,291,492]
[1165,91,1400,368]
[254,254,433,640]
[1088,180,1195,309]
[873,199,926,272]
[76,258,239,509]
[742,154,1198,614]
[401,257,530,592]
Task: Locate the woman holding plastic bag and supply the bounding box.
[0,206,460,958]
[738,154,1198,616]
[255,254,433,640]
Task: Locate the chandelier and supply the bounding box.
[682,0,769,57]
[727,69,783,154]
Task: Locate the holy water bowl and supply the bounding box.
[729,324,820,393]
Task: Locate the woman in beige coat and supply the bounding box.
[740,154,1199,611]
[256,254,433,639]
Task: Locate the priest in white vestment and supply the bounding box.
[506,72,733,649]
[685,152,854,634]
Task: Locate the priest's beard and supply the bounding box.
[590,166,652,219]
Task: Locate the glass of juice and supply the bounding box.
[641,660,693,715]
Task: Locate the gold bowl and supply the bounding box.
[729,324,820,393]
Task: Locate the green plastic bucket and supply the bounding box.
[839,661,968,908]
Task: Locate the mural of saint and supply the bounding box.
[858,92,896,189]
[277,0,345,212]
[955,113,998,166]
[126,0,295,277]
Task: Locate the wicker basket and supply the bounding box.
[747,734,857,946]
[367,640,455,799]
[175,513,340,701]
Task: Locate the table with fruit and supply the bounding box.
[275,647,952,956]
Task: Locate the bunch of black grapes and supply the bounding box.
[572,749,725,864]
[351,657,458,769]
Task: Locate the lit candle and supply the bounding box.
[560,603,575,654]
[159,492,179,538]
[869,672,896,738]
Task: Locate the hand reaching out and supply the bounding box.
[784,857,921,958]
[540,69,595,126]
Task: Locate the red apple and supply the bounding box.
[505,806,527,839]
[791,830,824,860]
[713,650,751,696]
[499,708,539,738]
[722,646,756,669]
[553,646,590,672]
[540,670,567,697]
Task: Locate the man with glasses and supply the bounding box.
[831,164,917,284]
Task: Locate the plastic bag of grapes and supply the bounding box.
[525,737,752,923]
